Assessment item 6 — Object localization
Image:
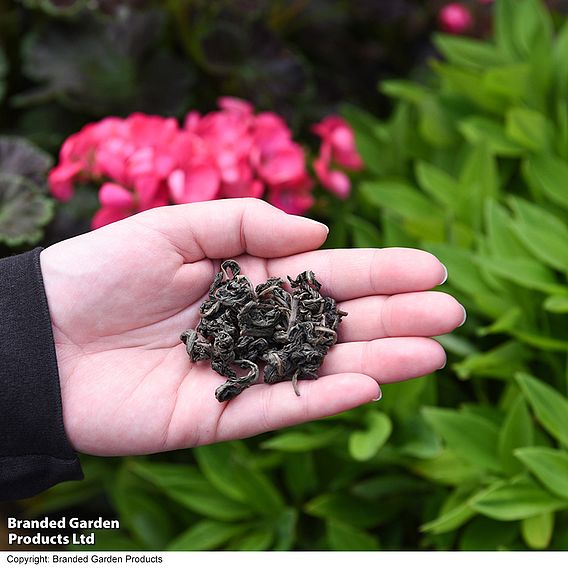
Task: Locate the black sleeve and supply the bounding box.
[0,247,83,501]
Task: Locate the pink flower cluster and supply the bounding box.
[48,98,363,228]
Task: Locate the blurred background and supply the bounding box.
[2,0,568,552]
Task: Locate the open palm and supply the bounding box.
[40,199,464,456]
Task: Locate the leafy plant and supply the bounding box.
[336,0,568,549]
[0,137,54,246]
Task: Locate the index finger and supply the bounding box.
[267,248,447,301]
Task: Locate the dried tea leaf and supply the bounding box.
[180,260,346,402]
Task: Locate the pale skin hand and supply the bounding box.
[40,198,465,457]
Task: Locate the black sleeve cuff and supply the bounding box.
[0,247,83,501]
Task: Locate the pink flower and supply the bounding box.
[438,3,473,34]
[92,183,134,229]
[48,162,83,201]
[268,185,314,215]
[49,97,316,227]
[312,116,363,171]
[312,116,363,198]
[168,164,221,203]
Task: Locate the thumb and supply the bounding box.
[134,198,329,261]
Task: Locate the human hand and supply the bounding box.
[40,198,465,456]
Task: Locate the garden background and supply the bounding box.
[2,0,568,552]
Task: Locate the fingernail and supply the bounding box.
[437,356,447,370]
[293,215,329,234]
[459,305,467,327]
[372,385,382,401]
[440,264,448,285]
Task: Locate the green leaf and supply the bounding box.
[459,517,519,551]
[341,104,385,176]
[483,199,530,259]
[0,137,53,185]
[433,34,510,70]
[459,143,499,201]
[498,396,534,476]
[230,527,274,551]
[555,100,568,160]
[167,521,247,551]
[514,330,568,352]
[474,255,563,294]
[524,154,568,211]
[425,243,494,300]
[470,477,567,520]
[361,180,439,218]
[260,426,344,452]
[495,0,520,56]
[348,411,392,461]
[273,508,297,551]
[483,63,531,102]
[381,80,430,104]
[514,447,568,499]
[419,96,458,148]
[422,407,501,472]
[509,197,568,272]
[434,62,505,114]
[410,449,480,486]
[496,0,552,58]
[415,161,459,208]
[0,137,55,246]
[459,116,524,157]
[326,520,379,551]
[380,374,433,420]
[194,442,285,516]
[346,215,381,247]
[521,512,554,550]
[352,475,430,500]
[421,489,476,535]
[131,462,252,521]
[505,108,553,152]
[554,19,568,100]
[305,493,387,529]
[453,341,528,381]
[283,453,317,501]
[477,307,521,337]
[396,414,442,459]
[543,295,568,314]
[516,373,568,446]
[362,180,444,241]
[113,468,176,550]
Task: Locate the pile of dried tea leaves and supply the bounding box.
[180,260,347,402]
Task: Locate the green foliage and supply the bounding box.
[336,0,568,550]
[15,0,568,552]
